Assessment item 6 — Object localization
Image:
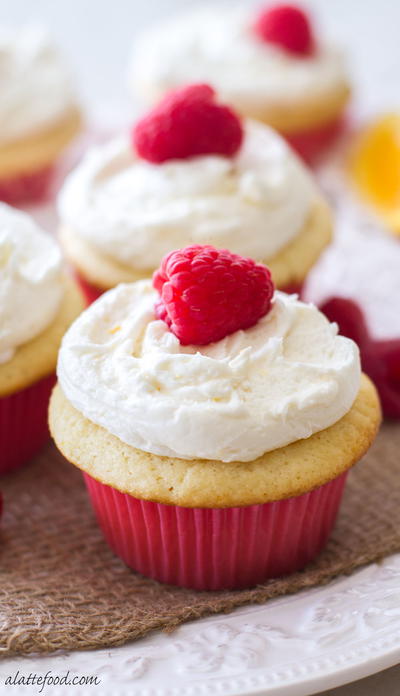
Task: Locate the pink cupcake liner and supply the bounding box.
[281,281,304,298]
[284,114,346,165]
[0,165,54,205]
[0,373,56,475]
[74,273,104,305]
[84,470,348,590]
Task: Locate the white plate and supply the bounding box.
[1,554,399,696]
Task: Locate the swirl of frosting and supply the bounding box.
[57,281,361,462]
[58,120,316,270]
[0,203,63,364]
[129,6,348,114]
[0,26,76,144]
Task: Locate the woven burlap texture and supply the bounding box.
[0,423,399,657]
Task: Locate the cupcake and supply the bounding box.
[58,84,332,304]
[49,245,381,590]
[0,26,81,204]
[128,4,350,163]
[0,203,85,473]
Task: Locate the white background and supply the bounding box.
[2,0,400,121]
[1,0,399,694]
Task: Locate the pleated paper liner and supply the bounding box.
[74,272,104,304]
[284,114,346,164]
[84,471,347,591]
[1,423,399,656]
[0,164,54,205]
[0,373,56,474]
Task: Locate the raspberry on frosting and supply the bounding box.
[253,4,315,57]
[153,244,275,345]
[132,84,244,163]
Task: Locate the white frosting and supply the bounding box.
[57,281,361,463]
[58,120,316,270]
[0,26,76,144]
[0,203,63,363]
[129,6,348,113]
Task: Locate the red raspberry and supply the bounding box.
[321,297,400,419]
[132,84,243,164]
[373,339,400,418]
[253,4,315,57]
[153,245,275,345]
[320,297,369,348]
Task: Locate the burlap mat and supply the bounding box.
[0,423,399,657]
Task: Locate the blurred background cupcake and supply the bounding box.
[0,26,81,204]
[58,84,332,303]
[128,3,351,163]
[0,203,84,473]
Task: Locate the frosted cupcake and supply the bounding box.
[58,84,332,303]
[129,4,350,163]
[0,203,84,473]
[49,245,380,590]
[0,26,81,204]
